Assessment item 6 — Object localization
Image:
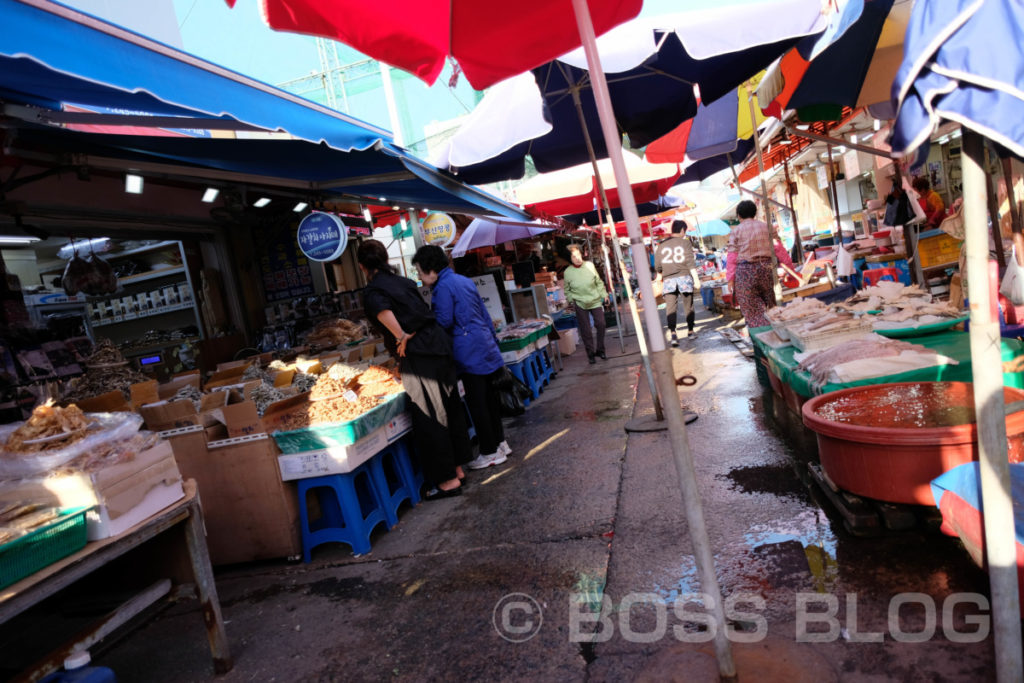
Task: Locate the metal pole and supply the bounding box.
[1001,157,1024,265]
[962,129,1023,683]
[566,85,642,359]
[571,1,735,679]
[745,82,780,299]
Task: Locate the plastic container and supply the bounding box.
[802,382,1024,505]
[0,507,90,589]
[39,651,116,682]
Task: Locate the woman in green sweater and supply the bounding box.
[563,245,609,364]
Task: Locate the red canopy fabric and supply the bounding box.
[227,0,643,90]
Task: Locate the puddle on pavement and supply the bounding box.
[563,399,630,421]
[720,463,813,504]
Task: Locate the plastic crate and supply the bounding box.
[789,321,872,352]
[0,507,89,589]
[272,392,408,454]
[918,232,962,268]
[498,335,534,351]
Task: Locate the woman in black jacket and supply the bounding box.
[357,240,472,500]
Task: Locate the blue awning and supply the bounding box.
[0,0,529,218]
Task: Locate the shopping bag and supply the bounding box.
[651,278,664,299]
[1000,246,1024,305]
[491,366,531,416]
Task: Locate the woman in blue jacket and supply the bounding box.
[412,245,511,470]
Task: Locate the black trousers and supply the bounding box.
[665,290,695,333]
[574,301,606,357]
[400,353,474,487]
[460,369,505,456]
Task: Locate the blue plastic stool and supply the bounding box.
[368,441,418,525]
[296,463,388,560]
[506,357,539,404]
[400,441,426,497]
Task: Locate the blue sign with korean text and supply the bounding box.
[297,212,348,262]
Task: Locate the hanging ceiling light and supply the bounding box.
[202,188,219,203]
[253,197,271,208]
[124,173,143,194]
[293,202,308,212]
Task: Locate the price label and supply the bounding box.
[342,390,358,403]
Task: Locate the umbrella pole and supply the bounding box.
[745,82,781,300]
[567,85,658,393]
[962,129,1023,683]
[571,1,736,680]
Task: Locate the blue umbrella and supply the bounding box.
[674,139,756,185]
[696,219,732,237]
[890,0,1024,162]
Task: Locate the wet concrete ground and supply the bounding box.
[82,305,999,681]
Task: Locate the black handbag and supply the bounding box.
[491,366,531,416]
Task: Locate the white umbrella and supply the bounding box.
[451,217,554,258]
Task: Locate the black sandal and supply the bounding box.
[423,485,463,501]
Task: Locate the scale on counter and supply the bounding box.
[136,353,164,370]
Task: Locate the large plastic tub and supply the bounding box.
[802,382,1024,505]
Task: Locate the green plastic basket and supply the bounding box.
[0,506,89,590]
[272,391,408,454]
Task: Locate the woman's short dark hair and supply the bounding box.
[736,200,758,219]
[411,244,448,274]
[911,176,930,192]
[356,239,395,274]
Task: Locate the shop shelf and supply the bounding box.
[272,392,408,454]
[0,506,90,590]
[115,266,185,286]
[93,302,195,326]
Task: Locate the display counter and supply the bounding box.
[752,325,1024,404]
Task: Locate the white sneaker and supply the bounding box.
[467,452,507,470]
[497,440,512,458]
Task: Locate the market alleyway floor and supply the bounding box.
[94,306,997,681]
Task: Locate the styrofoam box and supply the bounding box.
[277,411,413,481]
[87,479,185,540]
[535,336,549,349]
[501,344,534,364]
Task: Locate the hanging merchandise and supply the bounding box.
[1000,245,1024,305]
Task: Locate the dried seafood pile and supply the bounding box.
[249,382,286,416]
[3,401,92,453]
[356,365,402,398]
[304,319,367,347]
[51,431,160,475]
[309,363,361,400]
[66,339,148,401]
[835,282,962,329]
[173,385,203,411]
[0,503,65,544]
[273,364,402,430]
[764,297,827,323]
[292,372,318,393]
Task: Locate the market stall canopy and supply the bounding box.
[433,4,828,183]
[0,0,528,219]
[226,0,643,91]
[890,0,1024,161]
[564,194,689,227]
[450,217,555,258]
[696,219,732,237]
[756,0,903,123]
[513,151,679,216]
[674,139,756,185]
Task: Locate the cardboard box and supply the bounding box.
[0,440,184,540]
[276,411,412,481]
[76,390,131,413]
[163,427,301,565]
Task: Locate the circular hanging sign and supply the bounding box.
[296,212,348,262]
[421,212,456,248]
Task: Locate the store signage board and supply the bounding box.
[421,212,456,247]
[297,212,348,262]
[471,274,505,326]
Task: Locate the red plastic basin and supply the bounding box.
[802,382,1024,505]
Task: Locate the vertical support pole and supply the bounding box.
[962,129,1023,683]
[571,1,735,679]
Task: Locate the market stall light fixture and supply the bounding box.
[202,188,219,203]
[293,202,308,212]
[0,236,41,245]
[391,205,400,211]
[253,197,271,208]
[873,119,881,131]
[362,206,372,221]
[124,173,143,194]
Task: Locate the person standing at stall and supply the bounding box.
[412,245,511,471]
[655,219,701,345]
[357,240,472,500]
[726,200,779,329]
[563,244,609,364]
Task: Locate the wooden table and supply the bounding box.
[0,480,231,680]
